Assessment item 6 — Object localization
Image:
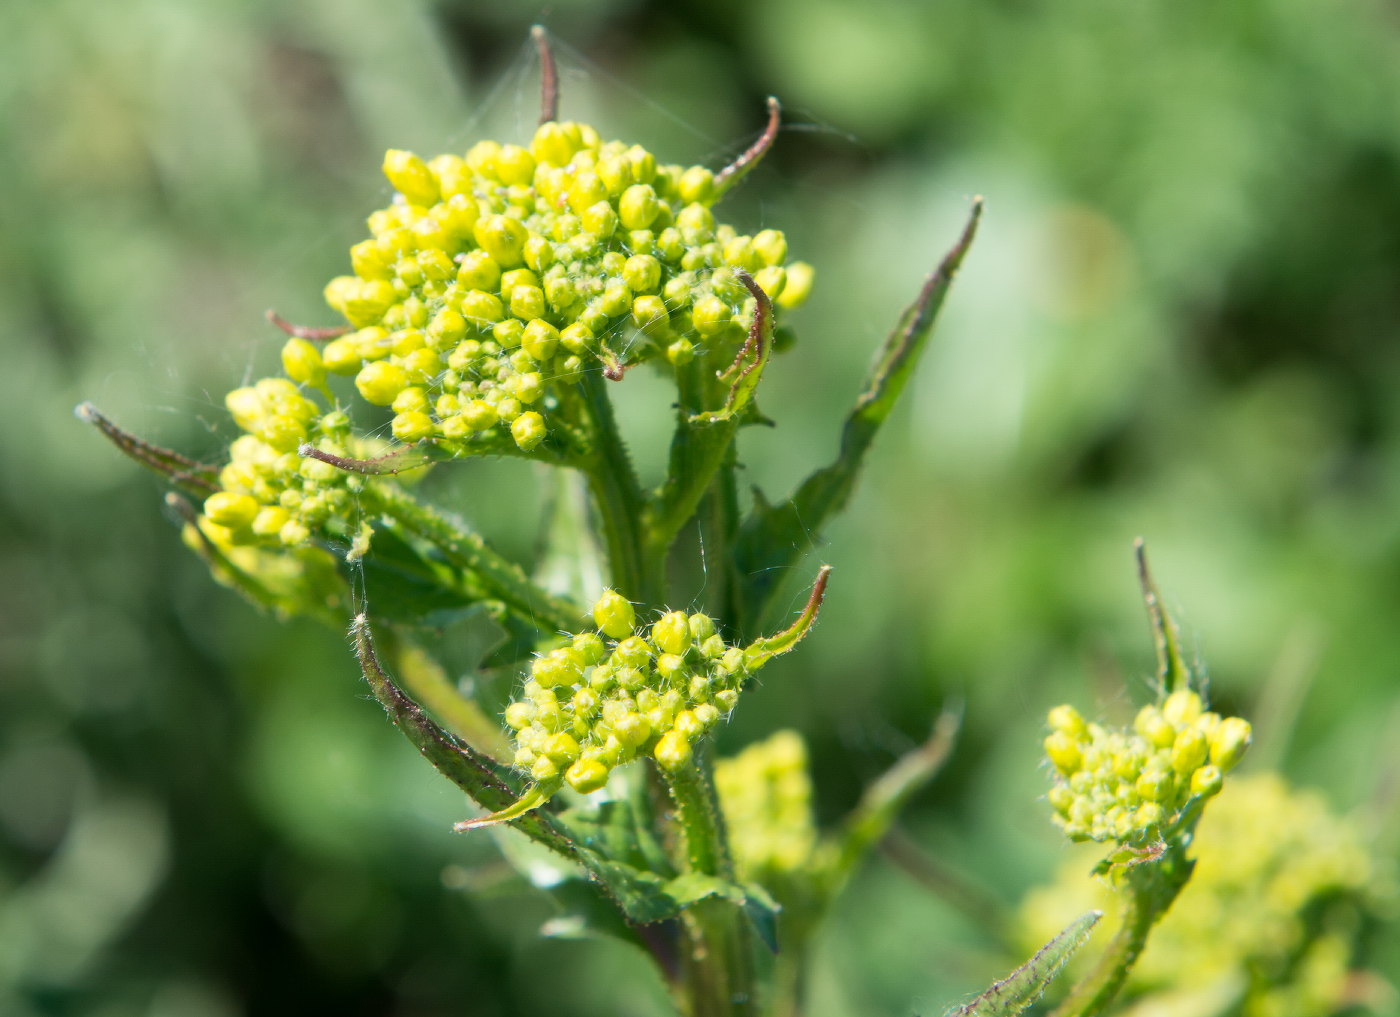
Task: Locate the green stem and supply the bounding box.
[668,756,754,1017]
[668,759,726,877]
[577,369,653,604]
[1049,844,1195,1017]
[358,482,586,633]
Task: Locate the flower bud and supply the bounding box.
[633,295,669,335]
[612,711,651,748]
[204,492,259,529]
[654,730,693,773]
[533,647,584,688]
[1171,727,1209,775]
[504,702,536,730]
[496,143,535,186]
[623,254,662,294]
[565,758,609,794]
[775,262,814,309]
[593,590,635,638]
[678,166,714,204]
[457,250,502,291]
[1186,764,1222,799]
[542,732,581,765]
[651,611,692,656]
[278,519,310,545]
[427,307,467,348]
[428,153,471,197]
[473,214,527,268]
[1209,718,1252,772]
[619,184,660,230]
[692,295,731,336]
[1135,705,1177,749]
[560,322,595,355]
[1048,705,1088,739]
[392,411,434,443]
[581,200,618,238]
[613,635,651,668]
[1047,785,1074,816]
[521,319,559,361]
[1134,802,1165,831]
[1044,732,1082,776]
[511,411,546,450]
[1135,768,1175,803]
[400,348,442,384]
[714,689,738,712]
[251,506,291,537]
[1163,689,1204,726]
[281,338,327,392]
[531,755,560,781]
[460,399,498,431]
[460,289,504,328]
[382,149,440,207]
[752,229,788,267]
[321,337,363,375]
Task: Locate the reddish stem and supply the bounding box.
[532,26,558,126]
[266,309,349,341]
[713,97,781,196]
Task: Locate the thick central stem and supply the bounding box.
[577,369,655,604]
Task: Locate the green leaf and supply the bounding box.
[742,565,831,671]
[352,616,573,852]
[663,873,782,953]
[357,482,588,634]
[1134,539,1190,694]
[945,910,1102,1017]
[831,703,962,887]
[731,200,982,636]
[77,402,222,497]
[349,524,482,626]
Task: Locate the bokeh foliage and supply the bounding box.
[3,1,1400,1015]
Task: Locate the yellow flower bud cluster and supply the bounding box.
[503,590,752,797]
[714,730,817,880]
[1019,773,1391,1017]
[320,125,816,453]
[205,382,360,548]
[1043,691,1252,843]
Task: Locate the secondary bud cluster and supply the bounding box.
[203,380,362,548]
[504,590,754,797]
[713,730,817,880]
[1043,691,1253,843]
[1019,773,1391,1014]
[320,123,815,452]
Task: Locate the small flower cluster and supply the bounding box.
[504,590,753,795]
[202,379,362,548]
[1043,690,1253,843]
[317,122,814,452]
[714,730,817,880]
[1020,773,1392,1017]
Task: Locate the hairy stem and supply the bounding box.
[578,368,653,604]
[1049,845,1195,1017]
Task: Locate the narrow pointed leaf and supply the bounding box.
[732,200,982,636]
[77,403,221,496]
[832,702,961,884]
[742,565,831,671]
[946,911,1103,1017]
[352,615,574,853]
[1135,539,1190,693]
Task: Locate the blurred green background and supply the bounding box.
[4,0,1400,1014]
